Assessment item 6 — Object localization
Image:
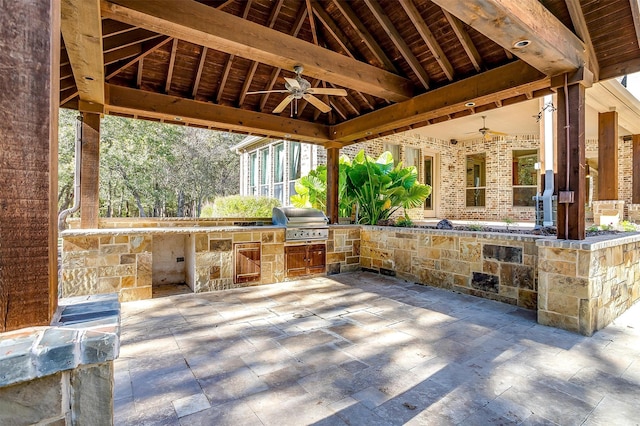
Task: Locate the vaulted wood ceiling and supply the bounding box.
[60,0,640,146]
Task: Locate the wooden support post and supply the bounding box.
[632,135,640,204]
[555,75,587,240]
[326,147,339,224]
[0,0,59,331]
[597,111,618,200]
[80,112,101,228]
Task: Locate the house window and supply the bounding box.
[273,143,285,203]
[466,153,486,207]
[384,143,400,165]
[248,152,257,196]
[259,148,270,197]
[405,147,420,174]
[512,149,538,207]
[289,142,301,202]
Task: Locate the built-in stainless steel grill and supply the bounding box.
[272,207,329,241]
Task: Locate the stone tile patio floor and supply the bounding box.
[115,271,640,425]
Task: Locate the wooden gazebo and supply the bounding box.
[1,0,639,329]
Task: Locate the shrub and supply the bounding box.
[203,195,281,218]
[620,220,637,232]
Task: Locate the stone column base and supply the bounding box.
[592,200,625,226]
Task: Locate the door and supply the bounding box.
[423,154,438,218]
[285,245,308,277]
[234,243,261,284]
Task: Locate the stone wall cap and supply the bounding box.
[363,225,545,242]
[61,225,284,237]
[0,294,120,388]
[535,232,640,250]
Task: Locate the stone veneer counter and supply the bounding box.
[61,225,284,236]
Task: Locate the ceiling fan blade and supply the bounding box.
[307,88,347,96]
[303,94,331,113]
[272,95,294,114]
[284,77,301,90]
[488,130,509,136]
[246,89,290,95]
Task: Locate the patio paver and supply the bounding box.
[114,272,640,425]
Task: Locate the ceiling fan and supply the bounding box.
[468,115,509,140]
[246,65,347,116]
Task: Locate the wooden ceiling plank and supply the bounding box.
[329,83,359,115]
[165,38,179,93]
[60,88,80,105]
[101,0,413,102]
[363,0,431,90]
[60,64,73,80]
[600,57,640,81]
[259,5,307,111]
[442,9,482,72]
[311,1,357,59]
[192,46,208,98]
[399,0,454,81]
[61,0,105,106]
[330,60,548,143]
[331,0,399,73]
[630,0,640,50]
[106,84,331,143]
[565,0,599,79]
[305,0,319,45]
[102,19,134,37]
[102,28,161,53]
[105,36,173,80]
[431,0,585,76]
[104,43,142,65]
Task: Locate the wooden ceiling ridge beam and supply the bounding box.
[330,60,549,143]
[100,0,413,102]
[564,0,599,80]
[441,9,482,72]
[363,0,431,90]
[105,36,173,80]
[238,0,284,107]
[61,0,105,106]
[105,84,331,144]
[331,0,399,74]
[431,0,585,76]
[399,0,455,81]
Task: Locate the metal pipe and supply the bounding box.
[563,74,570,238]
[58,115,83,230]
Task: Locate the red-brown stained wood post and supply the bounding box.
[0,1,60,331]
[80,112,101,228]
[555,74,587,240]
[326,147,339,224]
[598,111,618,200]
[632,135,640,204]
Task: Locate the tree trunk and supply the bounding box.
[177,190,185,217]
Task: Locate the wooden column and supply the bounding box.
[0,1,60,331]
[633,135,640,204]
[326,147,339,224]
[555,74,588,240]
[80,112,101,228]
[597,111,618,200]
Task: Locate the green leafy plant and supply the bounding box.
[587,224,600,232]
[467,222,484,231]
[619,220,637,232]
[204,195,281,218]
[395,216,414,227]
[600,224,614,231]
[502,217,515,231]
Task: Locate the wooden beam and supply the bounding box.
[105,84,331,144]
[103,43,142,65]
[192,47,208,98]
[136,58,144,87]
[399,0,454,81]
[165,38,178,93]
[102,28,161,53]
[363,0,431,90]
[326,147,339,224]
[565,0,599,80]
[633,135,640,204]
[431,0,585,76]
[598,111,618,200]
[331,60,547,143]
[106,36,172,80]
[442,10,482,72]
[331,0,399,73]
[101,0,413,102]
[61,0,104,105]
[630,0,640,51]
[80,112,101,229]
[311,1,357,58]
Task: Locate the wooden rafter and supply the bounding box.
[101,0,414,102]
[330,61,548,143]
[102,20,133,37]
[103,28,161,53]
[105,36,173,80]
[104,44,141,65]
[165,38,178,93]
[442,10,482,72]
[305,0,319,45]
[192,47,207,98]
[331,0,398,73]
[330,83,359,115]
[61,0,105,106]
[363,0,431,90]
[565,0,599,79]
[432,0,585,76]
[105,84,330,143]
[399,0,454,81]
[311,1,357,58]
[136,58,144,88]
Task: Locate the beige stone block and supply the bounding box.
[578,298,597,336]
[416,235,431,247]
[518,289,537,310]
[232,232,253,242]
[98,264,135,278]
[460,241,481,262]
[454,274,468,288]
[523,254,536,267]
[401,238,417,251]
[372,258,382,269]
[361,257,372,269]
[327,252,346,264]
[71,364,114,426]
[441,258,470,276]
[417,247,440,259]
[129,236,151,253]
[544,247,577,263]
[546,274,589,299]
[0,372,65,425]
[261,232,274,243]
[431,236,457,250]
[547,292,580,316]
[394,249,412,274]
[500,285,518,299]
[348,229,360,240]
[347,256,359,264]
[121,276,136,288]
[98,276,121,293]
[537,310,579,333]
[483,260,499,275]
[523,242,537,256]
[60,268,99,297]
[120,286,152,301]
[99,244,128,255]
[120,254,136,265]
[538,259,576,277]
[262,243,283,256]
[607,246,624,267]
[114,235,129,244]
[99,236,113,245]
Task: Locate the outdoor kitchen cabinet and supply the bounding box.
[234,242,261,284]
[285,244,326,277]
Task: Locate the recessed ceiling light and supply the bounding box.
[513,39,531,49]
[464,102,475,107]
[174,117,182,121]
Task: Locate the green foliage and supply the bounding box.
[345,150,431,225]
[467,223,485,231]
[587,224,600,232]
[619,220,637,232]
[502,217,515,230]
[395,216,414,227]
[206,195,281,218]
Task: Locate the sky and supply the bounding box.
[624,72,640,101]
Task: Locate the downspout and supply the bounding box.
[58,115,82,230]
[542,94,555,227]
